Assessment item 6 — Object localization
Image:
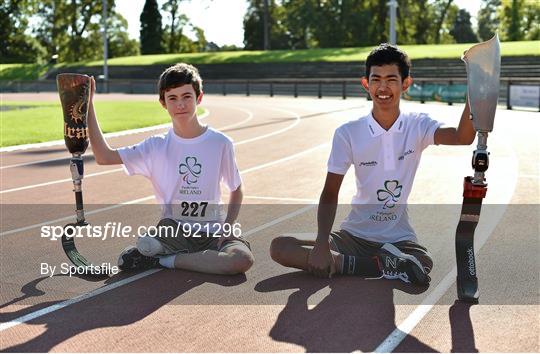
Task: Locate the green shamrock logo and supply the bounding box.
[377,180,402,209]
[179,156,202,185]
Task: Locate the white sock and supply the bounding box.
[158,255,176,269]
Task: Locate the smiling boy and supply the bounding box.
[270,44,475,284]
[87,63,254,275]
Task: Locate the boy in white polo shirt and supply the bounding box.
[87,63,254,275]
[270,44,475,284]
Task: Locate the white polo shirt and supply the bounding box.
[328,111,441,243]
[118,127,242,230]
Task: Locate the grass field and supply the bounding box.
[0,63,53,81]
[0,101,205,147]
[79,40,539,66]
[2,40,538,80]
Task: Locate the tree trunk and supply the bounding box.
[434,0,453,44]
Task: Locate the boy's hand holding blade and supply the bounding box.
[57,73,109,278]
[455,34,500,302]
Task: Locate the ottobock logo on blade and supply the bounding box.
[467,247,476,276]
[179,156,202,185]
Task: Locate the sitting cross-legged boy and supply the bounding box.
[87,63,254,275]
[270,44,475,285]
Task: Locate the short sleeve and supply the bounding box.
[418,114,443,150]
[117,138,154,178]
[327,127,352,175]
[220,140,242,192]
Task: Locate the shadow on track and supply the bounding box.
[1,270,246,352]
[0,274,105,320]
[222,106,364,133]
[450,300,478,353]
[255,271,436,353]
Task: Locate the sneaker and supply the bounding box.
[117,246,160,271]
[376,243,430,285]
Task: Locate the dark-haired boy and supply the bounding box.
[87,63,254,275]
[270,44,475,284]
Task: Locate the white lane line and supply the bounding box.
[0,268,162,332]
[235,107,300,146]
[240,142,328,174]
[1,106,255,170]
[1,156,75,170]
[0,106,257,170]
[0,169,123,194]
[217,107,254,131]
[0,205,315,332]
[0,196,155,237]
[0,110,209,154]
[0,106,300,194]
[244,195,318,203]
[374,156,519,353]
[1,142,327,236]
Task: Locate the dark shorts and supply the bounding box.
[329,229,433,273]
[154,219,251,254]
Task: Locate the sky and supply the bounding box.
[115,0,482,48]
[115,0,248,47]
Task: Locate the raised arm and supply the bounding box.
[87,77,123,165]
[434,97,476,146]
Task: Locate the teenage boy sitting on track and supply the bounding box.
[87,63,254,275]
[270,44,475,284]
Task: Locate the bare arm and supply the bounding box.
[224,184,243,225]
[308,172,344,277]
[87,77,122,165]
[215,184,243,249]
[434,97,476,145]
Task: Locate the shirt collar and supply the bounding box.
[367,111,405,137]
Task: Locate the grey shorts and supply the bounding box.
[329,229,433,273]
[153,219,251,254]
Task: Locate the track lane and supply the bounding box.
[2,93,537,351]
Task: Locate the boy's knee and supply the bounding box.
[225,249,254,274]
[136,236,164,257]
[270,236,293,263]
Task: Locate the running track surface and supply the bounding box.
[1,93,538,352]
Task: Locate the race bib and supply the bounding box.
[165,200,224,224]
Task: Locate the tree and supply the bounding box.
[310,0,371,48]
[29,0,128,63]
[243,0,288,50]
[368,0,389,44]
[499,0,539,41]
[281,0,318,49]
[140,0,164,54]
[432,0,454,44]
[107,13,140,58]
[522,1,540,40]
[1,0,46,63]
[503,0,523,41]
[162,0,188,53]
[162,13,189,53]
[60,0,115,62]
[192,26,208,52]
[450,9,478,43]
[413,0,431,44]
[32,0,70,62]
[477,0,501,41]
